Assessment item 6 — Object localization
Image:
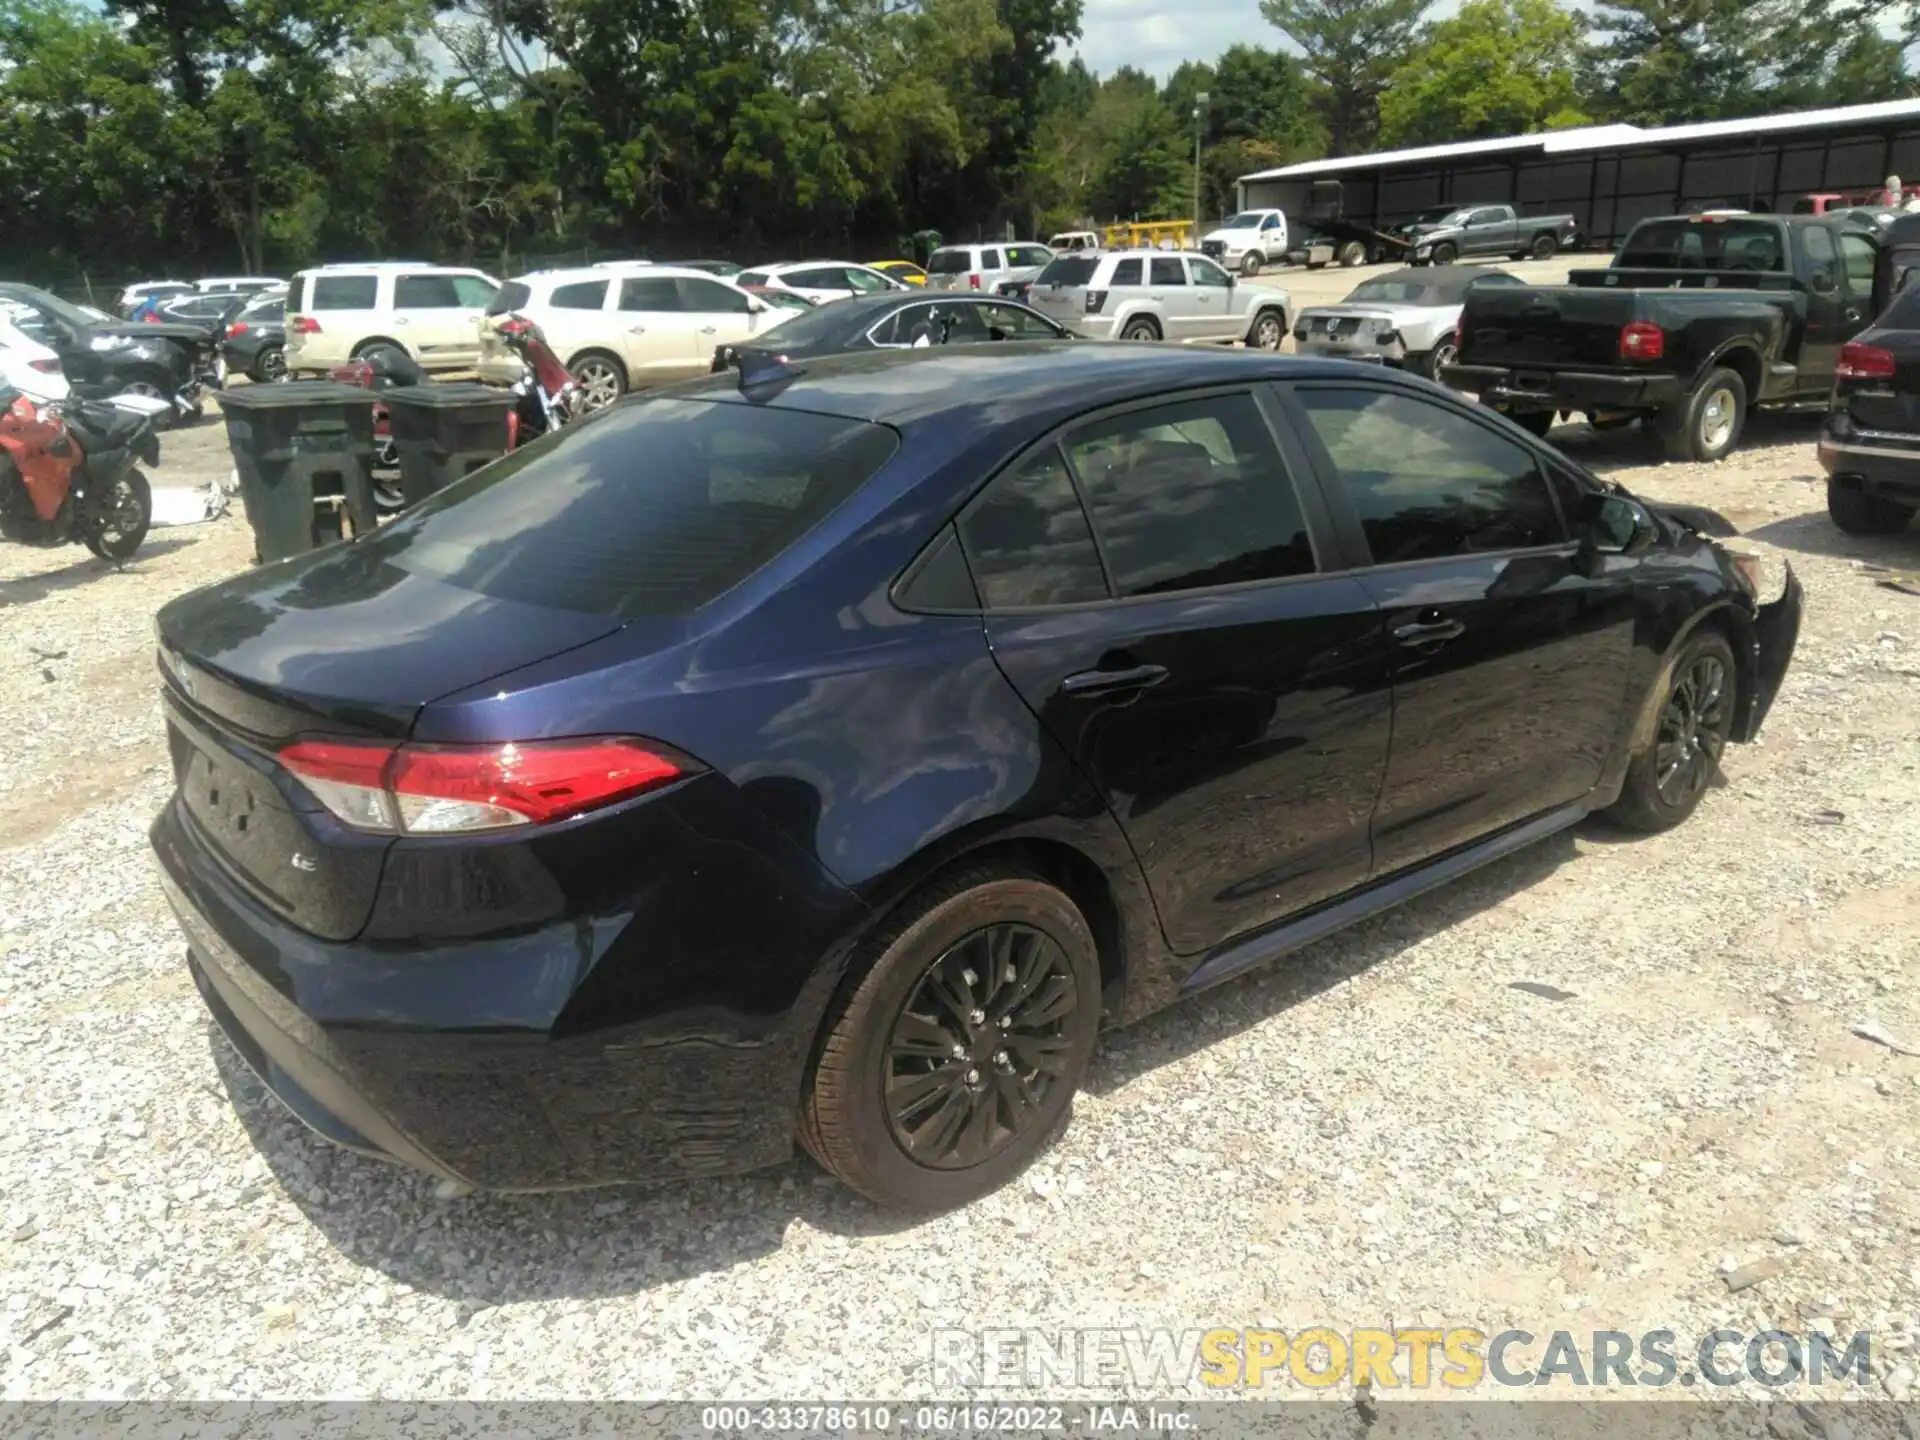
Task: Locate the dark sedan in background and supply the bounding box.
[153,346,1799,1211]
[0,281,211,418]
[217,294,288,382]
[711,290,1073,372]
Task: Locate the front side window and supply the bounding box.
[1149,257,1186,286]
[452,275,498,308]
[310,275,378,311]
[1295,388,1565,565]
[786,268,846,291]
[549,280,610,310]
[958,446,1108,609]
[1007,245,1052,267]
[1064,393,1315,597]
[677,277,753,313]
[975,302,1066,339]
[619,277,684,312]
[843,267,893,294]
[1839,232,1878,294]
[1189,258,1232,288]
[394,274,463,309]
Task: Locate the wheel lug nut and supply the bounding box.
[951,1043,967,1059]
[968,1008,986,1026]
[1004,965,1016,981]
[994,1050,1009,1066]
[960,967,977,986]
[964,1068,981,1085]
[997,1015,1011,1029]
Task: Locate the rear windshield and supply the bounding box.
[1036,257,1099,286]
[927,249,972,275]
[354,399,899,618]
[487,281,533,316]
[1617,218,1786,270]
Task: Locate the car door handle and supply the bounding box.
[1061,663,1169,699]
[700,325,717,334]
[628,325,646,335]
[394,317,409,325]
[1393,618,1467,647]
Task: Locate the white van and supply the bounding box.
[285,263,499,375]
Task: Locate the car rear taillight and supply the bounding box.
[291,315,321,334]
[227,321,249,337]
[1619,321,1665,361]
[1085,290,1107,314]
[1839,341,1896,380]
[278,737,691,835]
[969,273,981,290]
[28,358,60,374]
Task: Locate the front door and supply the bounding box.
[392,273,470,366]
[1145,256,1198,340]
[674,275,761,374]
[1286,382,1637,873]
[1185,256,1237,340]
[968,388,1394,956]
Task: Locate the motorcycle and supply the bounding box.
[330,320,578,511]
[0,387,161,561]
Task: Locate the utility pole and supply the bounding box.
[1192,92,1210,249]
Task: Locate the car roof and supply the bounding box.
[517,264,739,286]
[672,344,1418,432]
[759,261,870,274]
[296,262,479,273]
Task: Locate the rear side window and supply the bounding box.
[395,274,463,308]
[979,249,1003,270]
[1037,257,1098,286]
[359,400,899,618]
[1065,393,1315,596]
[309,275,377,310]
[620,277,684,312]
[1110,258,1145,287]
[927,250,971,275]
[486,281,532,316]
[1295,388,1565,564]
[550,280,609,310]
[1149,258,1186,286]
[958,447,1108,608]
[1007,246,1052,268]
[678,278,753,313]
[737,271,771,288]
[243,298,285,323]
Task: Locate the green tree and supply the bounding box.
[1379,0,1588,148]
[1083,68,1187,220]
[1258,0,1431,153]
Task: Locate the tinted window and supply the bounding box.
[550,280,609,310]
[1296,388,1565,564]
[976,302,1066,339]
[309,275,378,310]
[678,277,753,313]
[452,275,497,308]
[843,267,892,293]
[896,527,980,611]
[395,274,463,308]
[1189,258,1232,288]
[1037,257,1099,286]
[788,268,847,290]
[1007,246,1052,267]
[1618,218,1784,270]
[958,447,1107,608]
[1065,394,1314,596]
[355,400,898,618]
[736,271,770,288]
[241,298,285,323]
[1840,232,1877,293]
[928,249,971,275]
[979,249,1003,270]
[1110,258,1144,287]
[487,281,533,316]
[1149,258,1186,286]
[620,276,685,312]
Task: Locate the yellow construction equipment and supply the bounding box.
[1101,219,1195,250]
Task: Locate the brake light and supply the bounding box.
[1619,321,1665,361]
[1839,341,1896,379]
[278,737,691,834]
[141,313,160,323]
[969,273,981,290]
[227,321,249,337]
[1085,289,1108,315]
[291,315,321,334]
[28,358,60,374]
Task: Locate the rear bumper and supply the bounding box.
[1817,427,1920,504]
[1297,341,1408,366]
[1441,363,1685,412]
[151,793,863,1191]
[1739,567,1803,743]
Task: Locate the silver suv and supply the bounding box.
[924,242,1056,294]
[1027,250,1291,349]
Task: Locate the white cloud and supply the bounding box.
[1065,0,1466,81]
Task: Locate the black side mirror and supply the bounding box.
[1580,493,1657,558]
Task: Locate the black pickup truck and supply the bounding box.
[1441,213,1881,461]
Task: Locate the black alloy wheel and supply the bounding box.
[883,923,1079,1170]
[1654,651,1730,808]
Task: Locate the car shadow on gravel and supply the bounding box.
[206,829,1589,1305]
[1546,411,1824,478]
[1745,510,1920,561]
[0,536,199,606]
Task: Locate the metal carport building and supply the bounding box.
[1236,98,1920,250]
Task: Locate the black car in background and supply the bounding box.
[0,281,210,417]
[153,346,1800,1210]
[152,290,253,337]
[1819,287,1920,534]
[711,290,1073,372]
[217,294,288,382]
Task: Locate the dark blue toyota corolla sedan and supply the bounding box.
[153,345,1802,1209]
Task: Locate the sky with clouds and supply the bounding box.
[1065,0,1460,80]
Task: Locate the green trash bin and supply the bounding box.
[219,382,378,562]
[383,383,517,506]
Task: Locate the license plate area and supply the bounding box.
[1512,370,1553,393]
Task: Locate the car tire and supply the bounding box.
[1498,407,1554,437]
[569,350,628,410]
[799,868,1101,1211]
[1606,629,1737,833]
[1247,309,1286,351]
[1338,241,1367,268]
[1120,318,1162,342]
[1430,242,1459,265]
[250,345,286,383]
[1241,253,1262,277]
[1827,480,1916,534]
[81,469,151,562]
[1656,367,1746,463]
[352,340,408,370]
[1422,339,1459,379]
[1530,233,1560,260]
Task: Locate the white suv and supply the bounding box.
[1026,250,1291,349]
[285,263,499,375]
[479,265,798,406]
[733,262,905,304]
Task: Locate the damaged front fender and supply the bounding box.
[1736,563,1803,742]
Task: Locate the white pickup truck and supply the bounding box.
[1198,210,1291,276]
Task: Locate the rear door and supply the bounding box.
[616,274,702,381]
[1800,223,1852,390]
[1285,381,1637,873]
[1468,207,1516,256]
[970,388,1393,955]
[392,272,469,364]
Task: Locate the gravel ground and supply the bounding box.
[1,396,1917,1406]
